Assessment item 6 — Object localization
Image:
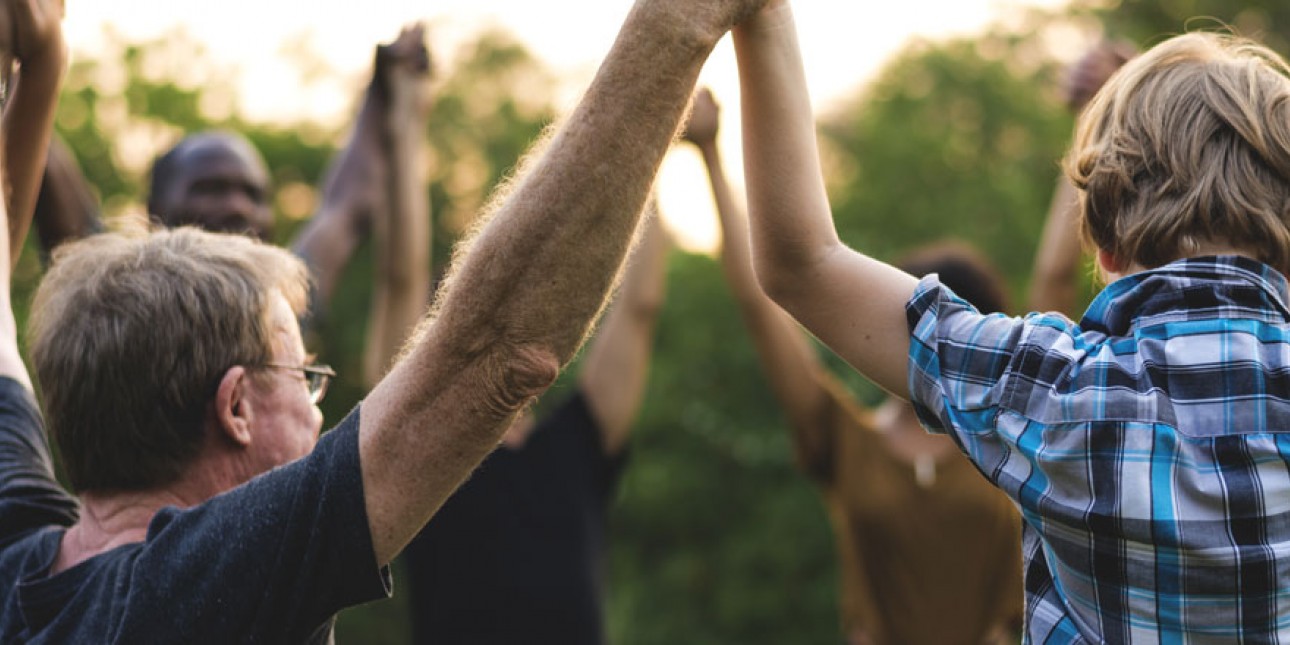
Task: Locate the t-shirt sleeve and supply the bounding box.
[905,274,1024,440]
[0,377,78,547]
[131,405,391,642]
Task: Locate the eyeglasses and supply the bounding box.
[260,363,337,404]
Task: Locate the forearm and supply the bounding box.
[289,82,388,307]
[612,209,669,322]
[358,0,732,565]
[1027,175,1083,315]
[5,34,66,267]
[423,6,717,367]
[732,3,839,300]
[703,141,763,304]
[0,175,20,385]
[704,135,831,445]
[578,214,670,452]
[734,2,915,397]
[33,138,104,257]
[378,122,430,294]
[364,78,431,386]
[324,78,389,213]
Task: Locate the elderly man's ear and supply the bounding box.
[214,366,254,447]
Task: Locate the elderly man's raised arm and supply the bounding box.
[734,2,917,398]
[4,0,65,270]
[358,0,768,565]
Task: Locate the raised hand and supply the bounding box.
[362,22,433,387]
[379,23,432,133]
[1063,40,1136,112]
[646,0,775,48]
[379,23,431,75]
[2,0,64,269]
[682,87,720,147]
[375,22,432,109]
[701,0,777,34]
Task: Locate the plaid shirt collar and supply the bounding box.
[1081,255,1290,336]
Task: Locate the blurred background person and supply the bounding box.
[402,212,671,645]
[681,44,1129,639]
[685,86,1022,644]
[31,24,434,381]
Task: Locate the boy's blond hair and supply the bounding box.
[1067,32,1290,275]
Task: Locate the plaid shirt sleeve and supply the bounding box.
[905,275,1026,445]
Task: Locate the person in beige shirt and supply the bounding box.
[683,88,1023,643]
[683,40,1130,634]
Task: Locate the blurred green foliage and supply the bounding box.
[1069,0,1290,53]
[26,2,1290,643]
[819,35,1074,307]
[604,251,842,644]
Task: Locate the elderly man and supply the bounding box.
[0,0,768,643]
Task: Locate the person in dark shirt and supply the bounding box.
[0,0,770,642]
[403,214,669,645]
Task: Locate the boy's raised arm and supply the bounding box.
[733,2,917,398]
[357,0,769,566]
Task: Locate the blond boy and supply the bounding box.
[735,1,1290,640]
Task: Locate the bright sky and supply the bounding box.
[64,0,1074,252]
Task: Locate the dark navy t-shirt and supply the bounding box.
[0,377,391,643]
[402,390,626,645]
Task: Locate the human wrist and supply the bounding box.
[633,1,732,59]
[734,0,793,39]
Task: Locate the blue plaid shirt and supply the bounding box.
[906,255,1290,643]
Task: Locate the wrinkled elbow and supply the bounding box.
[478,343,562,419]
